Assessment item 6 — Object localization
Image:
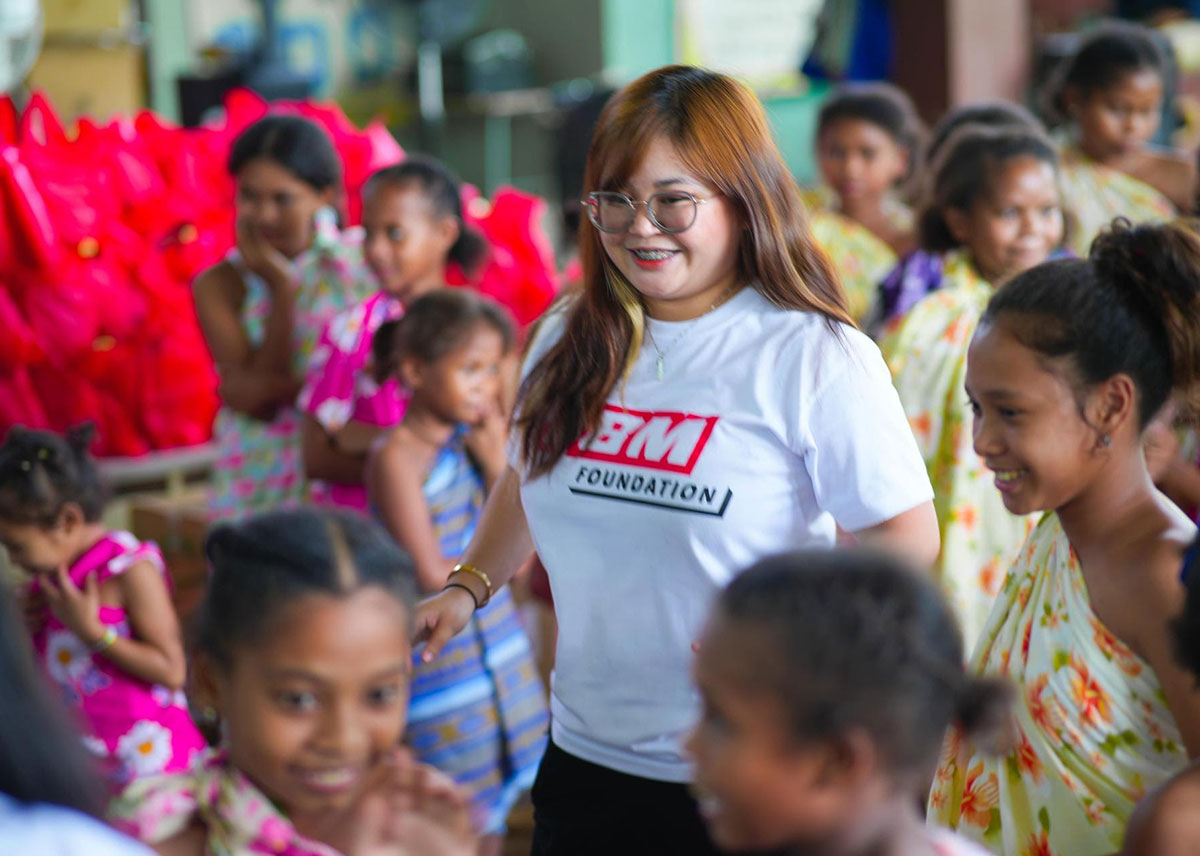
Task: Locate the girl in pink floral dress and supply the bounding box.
[0,425,206,788]
[299,156,487,512]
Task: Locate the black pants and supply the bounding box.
[530,741,777,856]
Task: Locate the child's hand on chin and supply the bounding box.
[377,749,477,856]
[296,749,477,856]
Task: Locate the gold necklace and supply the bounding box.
[646,283,743,381]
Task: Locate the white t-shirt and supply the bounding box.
[0,794,156,856]
[512,287,932,781]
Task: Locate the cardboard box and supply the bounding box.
[129,496,209,621]
[27,44,146,123]
[40,0,134,36]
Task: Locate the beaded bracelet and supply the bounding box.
[90,626,117,653]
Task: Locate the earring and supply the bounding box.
[1101,434,1112,448]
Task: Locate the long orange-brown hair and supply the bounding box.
[518,65,851,477]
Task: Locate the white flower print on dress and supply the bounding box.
[329,309,365,352]
[356,373,381,398]
[81,735,109,758]
[116,720,174,779]
[45,630,93,684]
[309,344,332,374]
[150,685,189,709]
[315,397,352,432]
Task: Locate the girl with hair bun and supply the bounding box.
[881,124,1065,651]
[299,156,489,512]
[0,425,206,788]
[1049,21,1194,256]
[689,548,1005,856]
[805,82,923,321]
[929,220,1200,854]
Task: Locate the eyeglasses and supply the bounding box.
[582,190,712,234]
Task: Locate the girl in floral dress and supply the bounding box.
[0,425,206,788]
[110,508,476,856]
[299,156,487,512]
[1046,21,1192,257]
[195,115,375,521]
[804,82,921,322]
[928,220,1200,855]
[872,100,1045,331]
[880,124,1065,651]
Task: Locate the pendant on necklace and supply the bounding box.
[656,354,665,381]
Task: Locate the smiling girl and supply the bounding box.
[881,124,1065,651]
[928,220,1200,855]
[111,509,476,856]
[196,116,373,522]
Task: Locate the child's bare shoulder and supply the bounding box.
[377,427,436,470]
[1137,149,1196,210]
[1124,765,1200,855]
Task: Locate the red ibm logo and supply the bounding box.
[566,405,718,475]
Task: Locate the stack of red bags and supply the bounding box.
[0,89,559,456]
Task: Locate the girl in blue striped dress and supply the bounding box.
[366,289,548,855]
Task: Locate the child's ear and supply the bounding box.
[892,145,912,183]
[1088,372,1137,449]
[55,502,86,535]
[944,206,972,245]
[191,654,227,745]
[398,356,425,391]
[810,728,879,790]
[191,653,225,715]
[1062,85,1083,120]
[437,215,461,257]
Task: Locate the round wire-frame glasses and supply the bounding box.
[582,190,711,234]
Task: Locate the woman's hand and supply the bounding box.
[236,218,296,292]
[412,586,477,663]
[42,566,104,646]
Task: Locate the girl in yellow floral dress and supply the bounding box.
[881,124,1065,651]
[928,220,1200,856]
[871,99,1048,332]
[1046,21,1194,257]
[805,83,922,322]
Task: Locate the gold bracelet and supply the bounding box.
[451,564,493,608]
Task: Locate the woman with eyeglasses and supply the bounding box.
[414,65,938,855]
